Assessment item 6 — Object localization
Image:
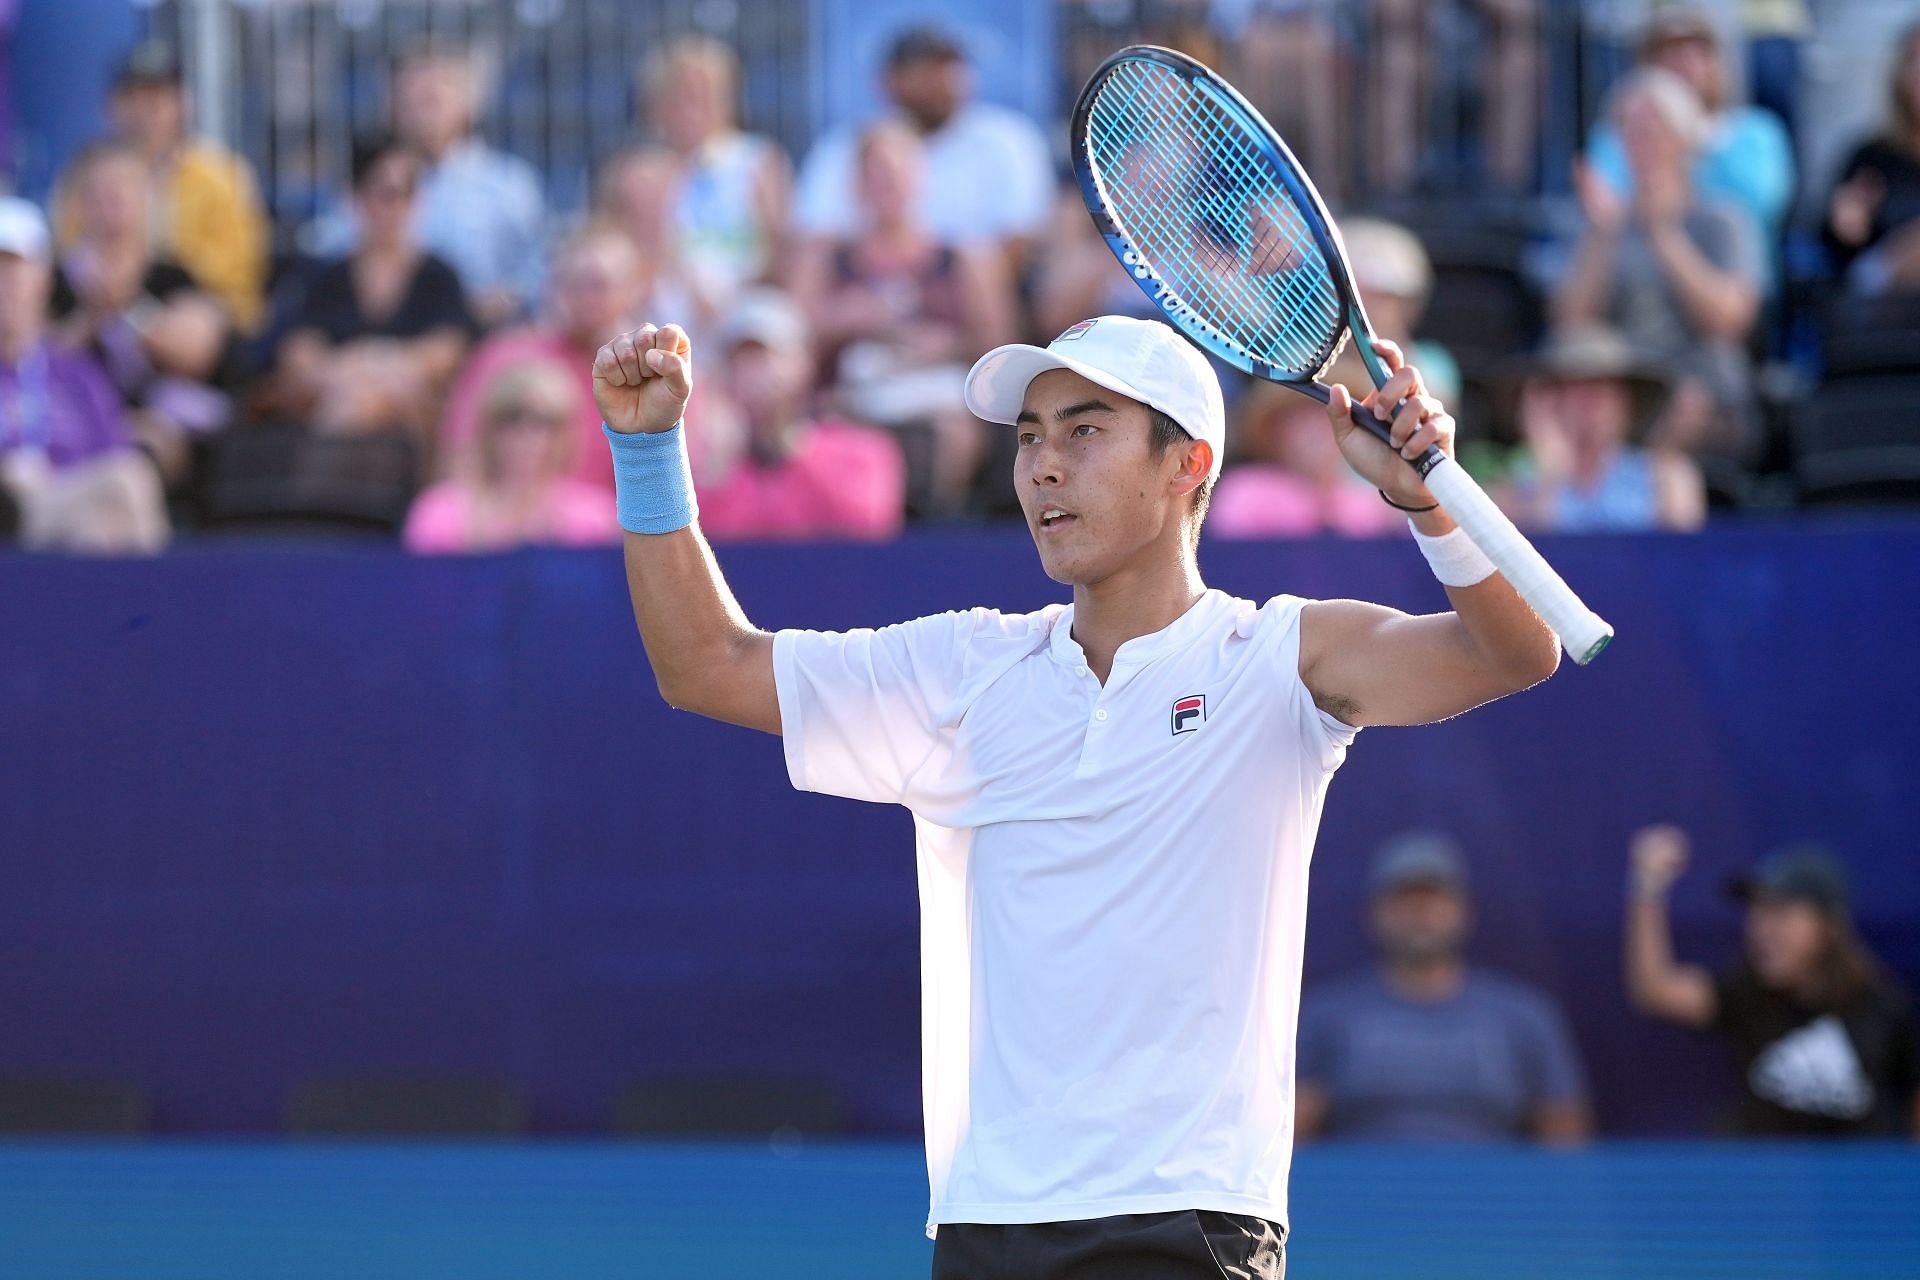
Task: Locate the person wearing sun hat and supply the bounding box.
[1495,323,1706,533]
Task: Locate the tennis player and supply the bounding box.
[596,314,1560,1278]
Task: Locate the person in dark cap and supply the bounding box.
[791,23,1054,269]
[56,39,268,333]
[1295,832,1593,1143]
[1626,825,1920,1137]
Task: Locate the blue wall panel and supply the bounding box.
[1,524,1916,1136]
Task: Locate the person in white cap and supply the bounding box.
[592,313,1560,1277]
[0,195,169,553]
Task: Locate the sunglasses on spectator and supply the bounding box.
[492,403,571,429]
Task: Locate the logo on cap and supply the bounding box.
[1171,694,1206,736]
[1055,320,1097,342]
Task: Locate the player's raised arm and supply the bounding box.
[596,323,779,734]
[1300,342,1560,728]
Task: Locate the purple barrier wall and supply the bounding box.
[2,523,1916,1135]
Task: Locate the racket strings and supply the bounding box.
[1083,61,1344,376]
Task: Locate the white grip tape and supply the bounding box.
[1421,457,1614,665]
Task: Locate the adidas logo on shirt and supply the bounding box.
[1748,1014,1874,1119]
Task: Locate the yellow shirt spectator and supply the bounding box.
[59,40,269,333]
[161,140,268,333]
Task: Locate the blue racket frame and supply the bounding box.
[1071,44,1435,475]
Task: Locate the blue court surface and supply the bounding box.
[1,1140,1915,1279]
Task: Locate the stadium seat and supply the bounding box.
[1413,226,1543,372]
[1792,372,1920,506]
[613,1073,847,1139]
[195,424,419,535]
[1821,293,1920,379]
[0,1077,148,1135]
[287,1074,525,1137]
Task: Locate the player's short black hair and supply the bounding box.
[1148,407,1213,543]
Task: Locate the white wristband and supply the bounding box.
[1410,519,1496,588]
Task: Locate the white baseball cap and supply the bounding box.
[0,197,50,263]
[964,316,1227,481]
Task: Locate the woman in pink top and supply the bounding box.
[404,354,619,554]
[1210,381,1406,539]
[439,220,724,491]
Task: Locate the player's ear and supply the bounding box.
[1170,439,1212,497]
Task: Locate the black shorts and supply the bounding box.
[931,1209,1285,1280]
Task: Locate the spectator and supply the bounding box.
[66,40,269,334]
[310,43,546,327]
[1555,68,1762,459]
[403,354,617,555]
[1229,2,1346,200]
[1326,217,1462,409]
[595,146,714,336]
[270,135,473,442]
[1369,0,1543,195]
[0,197,167,552]
[1496,325,1705,533]
[638,35,790,311]
[1031,183,1162,339]
[791,120,1014,517]
[696,288,904,542]
[394,42,546,326]
[442,220,725,494]
[1822,23,1920,296]
[792,25,1054,270]
[50,140,231,489]
[1296,833,1594,1143]
[1210,381,1404,538]
[1584,6,1795,251]
[1625,826,1920,1138]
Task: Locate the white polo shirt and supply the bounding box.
[772,589,1357,1237]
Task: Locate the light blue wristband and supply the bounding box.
[604,421,697,534]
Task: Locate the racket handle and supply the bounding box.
[1419,457,1615,665]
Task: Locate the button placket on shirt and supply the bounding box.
[1076,660,1140,774]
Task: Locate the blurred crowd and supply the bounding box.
[2,3,1919,554]
[1297,828,1918,1142]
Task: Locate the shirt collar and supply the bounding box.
[1047,589,1227,672]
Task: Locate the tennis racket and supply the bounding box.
[1071,45,1613,665]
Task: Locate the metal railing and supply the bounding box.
[139,0,1636,243]
[139,0,814,239]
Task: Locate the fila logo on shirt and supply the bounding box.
[1171,694,1207,736]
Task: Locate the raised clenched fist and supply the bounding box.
[594,323,693,435]
[1629,825,1691,898]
